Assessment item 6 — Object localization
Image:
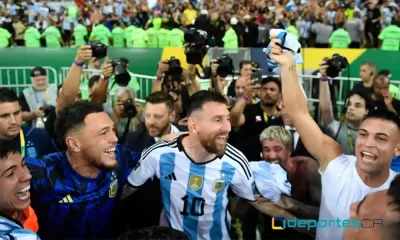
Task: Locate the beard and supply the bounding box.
[146,122,171,138]
[82,148,118,171]
[198,133,228,156]
[262,98,278,107]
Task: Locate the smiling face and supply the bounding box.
[355,117,400,175]
[67,112,119,171]
[189,102,231,155]
[0,152,32,216]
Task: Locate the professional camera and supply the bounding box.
[111,58,131,87]
[39,104,55,117]
[123,98,137,118]
[215,55,234,78]
[89,41,107,59]
[166,57,183,76]
[325,54,349,78]
[184,28,208,65]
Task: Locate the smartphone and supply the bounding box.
[251,68,263,85]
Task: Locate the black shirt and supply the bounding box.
[230,103,284,161]
[372,98,400,113]
[351,82,373,95]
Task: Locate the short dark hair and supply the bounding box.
[347,88,372,110]
[146,91,175,112]
[186,90,227,116]
[88,75,101,89]
[119,226,189,240]
[239,60,252,70]
[261,77,281,92]
[0,88,19,104]
[55,101,104,146]
[363,110,400,131]
[0,140,20,160]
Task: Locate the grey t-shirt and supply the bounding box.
[326,120,357,155]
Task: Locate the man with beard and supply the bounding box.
[229,77,283,240]
[122,91,180,231]
[25,101,141,239]
[123,90,286,239]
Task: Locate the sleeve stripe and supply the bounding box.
[227,144,251,171]
[225,152,251,180]
[142,141,178,160]
[141,141,169,159]
[226,145,252,178]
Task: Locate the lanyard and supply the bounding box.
[34,88,49,104]
[347,129,354,155]
[263,111,278,122]
[20,129,26,158]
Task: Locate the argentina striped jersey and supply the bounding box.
[127,136,255,240]
[0,215,40,240]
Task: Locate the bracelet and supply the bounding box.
[320,78,329,82]
[156,76,163,81]
[242,95,249,101]
[100,74,105,79]
[73,60,84,67]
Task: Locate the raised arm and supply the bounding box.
[269,37,342,171]
[318,61,334,125]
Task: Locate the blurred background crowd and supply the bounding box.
[0,0,400,49]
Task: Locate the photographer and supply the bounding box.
[19,66,58,128]
[112,86,143,142]
[152,58,200,124]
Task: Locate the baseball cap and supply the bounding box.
[30,67,47,77]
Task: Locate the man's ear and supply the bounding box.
[66,137,80,152]
[394,144,400,157]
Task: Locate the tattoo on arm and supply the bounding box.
[289,197,320,220]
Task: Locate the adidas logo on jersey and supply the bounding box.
[165,172,177,181]
[59,194,74,203]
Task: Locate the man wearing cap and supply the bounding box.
[19,67,58,128]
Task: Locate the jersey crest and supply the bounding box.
[212,179,225,192]
[109,172,118,198]
[189,174,203,191]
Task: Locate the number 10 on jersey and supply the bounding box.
[180,195,206,216]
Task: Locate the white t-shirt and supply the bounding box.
[316,154,396,240]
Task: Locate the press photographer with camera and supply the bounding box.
[318,60,372,155]
[19,66,58,128]
[112,86,143,142]
[152,58,200,125]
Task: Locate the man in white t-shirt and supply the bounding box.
[269,36,398,240]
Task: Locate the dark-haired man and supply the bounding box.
[122,91,181,230]
[344,174,400,240]
[0,140,39,239]
[123,90,294,240]
[371,74,400,114]
[25,101,140,239]
[319,61,372,155]
[270,35,398,240]
[0,88,57,158]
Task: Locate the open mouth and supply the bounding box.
[216,135,227,145]
[104,147,116,158]
[361,151,377,163]
[16,185,30,201]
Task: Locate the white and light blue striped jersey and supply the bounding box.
[127,136,256,240]
[0,216,40,240]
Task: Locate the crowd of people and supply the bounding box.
[0,0,399,49]
[1,29,400,240]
